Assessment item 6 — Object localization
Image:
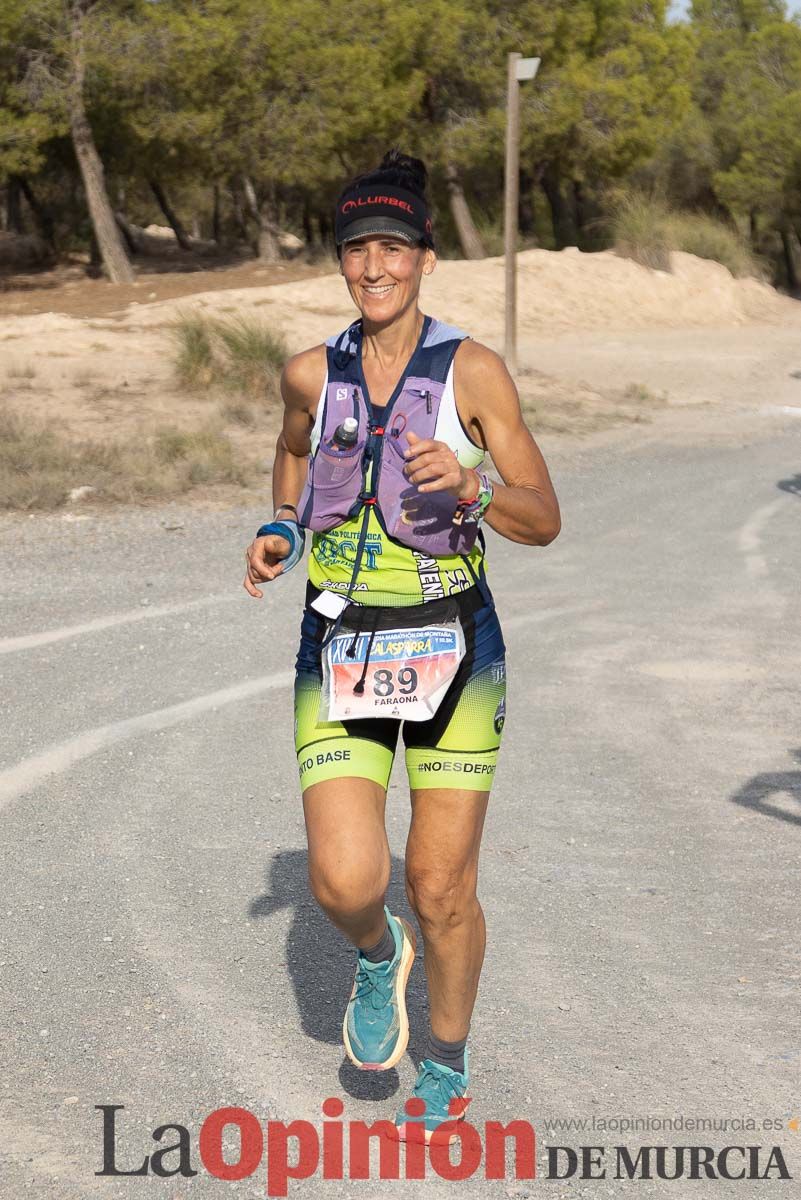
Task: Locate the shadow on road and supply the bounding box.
[731,749,801,827]
[777,473,801,496]
[248,849,425,1098]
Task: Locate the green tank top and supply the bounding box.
[307,507,486,607]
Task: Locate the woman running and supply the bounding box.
[244,150,560,1140]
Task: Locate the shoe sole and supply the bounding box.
[343,915,416,1071]
[392,1115,465,1146]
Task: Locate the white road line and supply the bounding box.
[737,496,788,580]
[0,602,582,812]
[0,593,233,655]
[0,670,293,812]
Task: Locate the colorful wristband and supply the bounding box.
[456,470,481,507]
[453,471,494,526]
[255,520,305,574]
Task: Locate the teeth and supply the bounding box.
[364,285,394,294]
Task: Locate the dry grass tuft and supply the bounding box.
[171,311,288,400]
[5,360,37,381]
[220,399,259,428]
[0,407,250,511]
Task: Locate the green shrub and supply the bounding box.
[666,212,761,278]
[610,191,761,278]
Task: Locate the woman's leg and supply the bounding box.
[294,603,399,947]
[399,598,505,1070]
[302,776,390,949]
[404,787,489,1041]
[295,613,416,1070]
[304,774,417,1073]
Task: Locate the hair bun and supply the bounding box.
[377,148,428,198]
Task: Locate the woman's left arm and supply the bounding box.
[457,341,561,546]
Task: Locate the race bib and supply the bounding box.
[321,615,465,722]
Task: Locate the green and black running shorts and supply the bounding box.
[293,582,507,792]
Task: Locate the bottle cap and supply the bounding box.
[342,417,358,434]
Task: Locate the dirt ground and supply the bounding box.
[2,247,800,510]
[0,253,334,320]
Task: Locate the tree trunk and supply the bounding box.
[445,162,486,259]
[540,163,576,249]
[696,184,735,228]
[87,230,102,277]
[302,203,315,248]
[242,174,280,261]
[67,4,134,283]
[230,179,248,242]
[7,176,26,233]
[573,180,588,246]
[780,226,800,295]
[148,178,193,250]
[16,175,55,249]
[114,210,143,254]
[212,184,222,243]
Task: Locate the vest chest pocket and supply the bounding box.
[301,441,365,530]
[380,431,462,544]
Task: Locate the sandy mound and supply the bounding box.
[118,246,801,352]
[0,247,798,456]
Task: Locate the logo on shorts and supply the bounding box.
[493,697,506,735]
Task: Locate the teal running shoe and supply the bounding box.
[394,1053,470,1143]
[343,907,416,1071]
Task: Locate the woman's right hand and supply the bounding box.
[243,534,291,598]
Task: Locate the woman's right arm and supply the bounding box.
[243,346,326,598]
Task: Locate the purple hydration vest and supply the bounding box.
[298,316,480,557]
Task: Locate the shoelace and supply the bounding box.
[413,1064,464,1116]
[354,961,393,1011]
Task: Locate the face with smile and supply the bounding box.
[339,235,436,326]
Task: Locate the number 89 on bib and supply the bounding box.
[321,620,465,722]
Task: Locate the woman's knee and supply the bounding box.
[309,854,389,920]
[405,863,479,930]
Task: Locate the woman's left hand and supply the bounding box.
[403,430,476,499]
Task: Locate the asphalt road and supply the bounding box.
[1,415,800,1199]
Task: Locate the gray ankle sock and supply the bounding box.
[426,1030,467,1075]
[359,919,395,965]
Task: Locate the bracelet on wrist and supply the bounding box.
[453,470,494,526]
[456,470,481,507]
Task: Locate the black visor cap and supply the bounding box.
[335,184,434,249]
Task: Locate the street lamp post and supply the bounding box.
[504,52,540,377]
